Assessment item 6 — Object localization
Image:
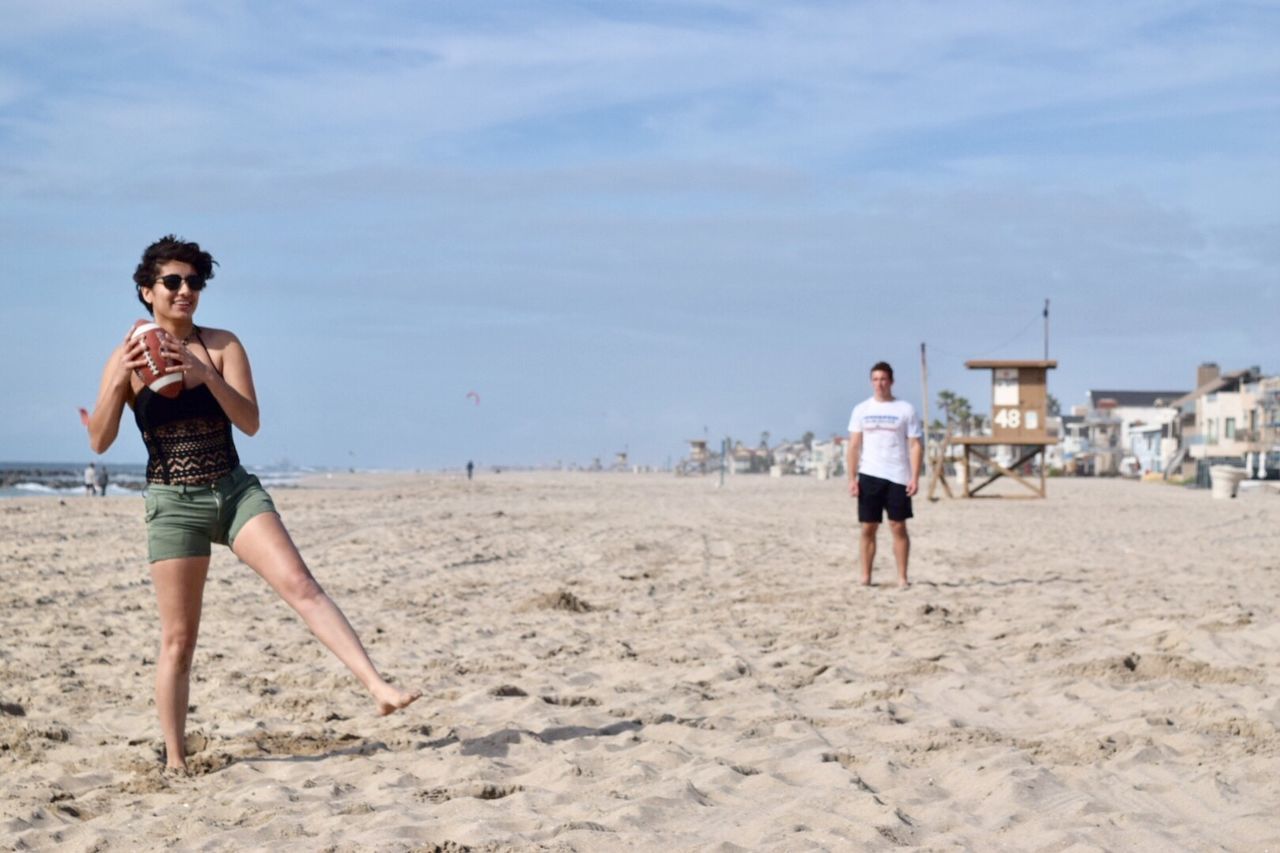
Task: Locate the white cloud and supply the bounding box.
[5,0,1277,187]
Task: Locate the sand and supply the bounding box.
[2,472,1278,851]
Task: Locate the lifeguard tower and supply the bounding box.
[676,439,710,476]
[951,359,1058,498]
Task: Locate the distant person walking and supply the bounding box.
[84,463,97,496]
[846,361,923,588]
[466,460,474,481]
[95,464,109,497]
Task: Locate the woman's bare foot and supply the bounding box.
[373,683,422,716]
[897,578,910,589]
[159,744,187,773]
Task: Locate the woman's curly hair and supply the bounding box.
[133,235,217,314]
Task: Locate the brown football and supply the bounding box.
[130,319,182,398]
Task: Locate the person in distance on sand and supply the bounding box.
[846,361,923,589]
[85,235,420,771]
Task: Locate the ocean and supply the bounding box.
[0,461,311,498]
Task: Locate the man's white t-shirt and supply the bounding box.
[848,397,922,486]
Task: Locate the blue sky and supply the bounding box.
[1,0,1276,469]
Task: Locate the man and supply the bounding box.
[84,462,97,496]
[846,361,923,588]
[95,463,109,497]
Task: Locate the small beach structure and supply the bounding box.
[675,439,712,476]
[952,359,1059,498]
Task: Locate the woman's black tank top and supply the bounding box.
[134,329,240,485]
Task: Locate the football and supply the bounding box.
[130,320,183,398]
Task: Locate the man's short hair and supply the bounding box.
[870,361,894,381]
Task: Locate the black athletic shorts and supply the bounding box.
[857,473,913,523]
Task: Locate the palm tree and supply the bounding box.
[953,397,973,435]
[940,392,973,435]
[929,418,946,442]
[937,390,958,433]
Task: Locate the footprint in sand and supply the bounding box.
[541,590,595,612]
[417,782,523,803]
[489,684,528,697]
[540,694,601,707]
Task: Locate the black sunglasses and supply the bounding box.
[153,274,207,292]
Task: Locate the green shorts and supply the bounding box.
[143,465,277,563]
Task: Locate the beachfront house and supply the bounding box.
[1172,365,1280,475]
[728,441,766,474]
[1077,406,1123,475]
[808,436,846,480]
[1086,389,1186,474]
[1039,414,1069,472]
[1057,413,1087,472]
[768,439,809,475]
[1126,423,1165,475]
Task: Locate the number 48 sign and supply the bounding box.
[993,407,1039,431]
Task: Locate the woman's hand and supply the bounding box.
[159,332,214,386]
[113,328,148,389]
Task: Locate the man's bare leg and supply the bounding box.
[859,522,879,585]
[888,520,910,587]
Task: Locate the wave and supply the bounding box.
[12,482,62,494]
[1,475,300,498]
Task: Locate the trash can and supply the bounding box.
[1209,465,1247,499]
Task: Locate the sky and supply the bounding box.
[1,0,1277,470]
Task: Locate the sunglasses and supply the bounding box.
[153,274,207,292]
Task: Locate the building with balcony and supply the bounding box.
[1086,389,1185,473]
[1173,366,1275,459]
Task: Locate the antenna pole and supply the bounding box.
[920,341,931,482]
[920,341,930,442]
[1043,298,1050,360]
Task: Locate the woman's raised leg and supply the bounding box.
[150,556,210,769]
[231,512,420,715]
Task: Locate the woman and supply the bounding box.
[87,235,419,771]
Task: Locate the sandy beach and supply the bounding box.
[2,472,1278,851]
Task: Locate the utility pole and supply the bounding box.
[920,341,930,459]
[923,342,954,501]
[1043,298,1050,360]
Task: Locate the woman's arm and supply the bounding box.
[87,336,145,453]
[169,331,260,436]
